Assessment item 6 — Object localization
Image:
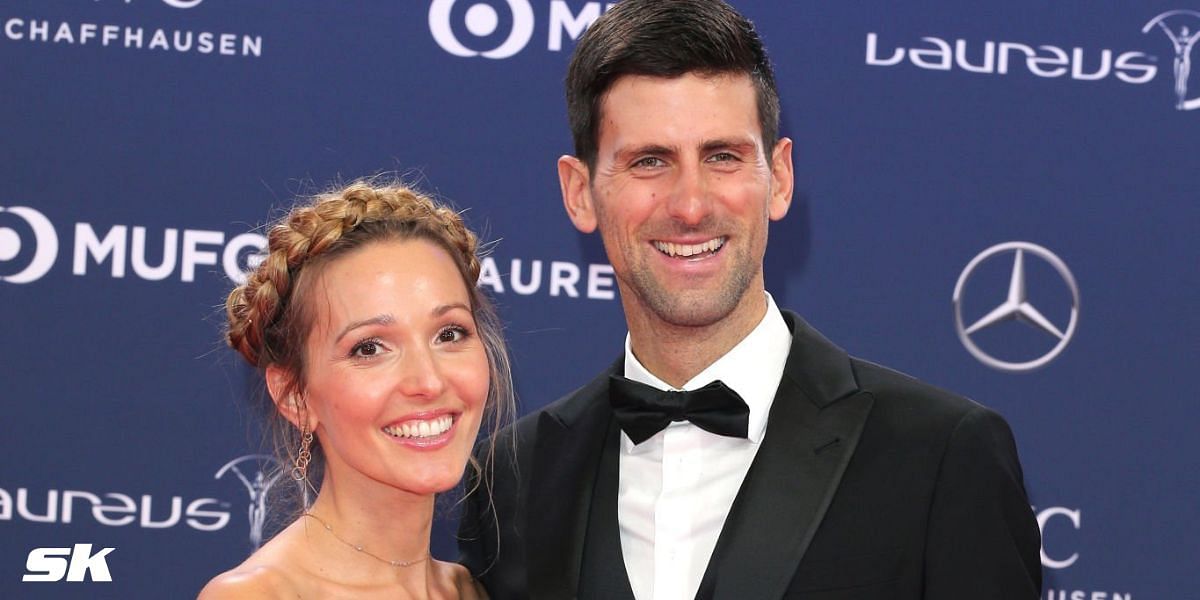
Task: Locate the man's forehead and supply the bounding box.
[595,72,762,151]
[600,71,756,103]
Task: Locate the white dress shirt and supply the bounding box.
[618,292,792,600]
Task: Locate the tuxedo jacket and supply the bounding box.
[459,311,1042,599]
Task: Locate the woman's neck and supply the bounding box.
[300,470,439,590]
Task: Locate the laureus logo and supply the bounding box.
[952,242,1080,372]
[215,455,288,550]
[1143,10,1200,110]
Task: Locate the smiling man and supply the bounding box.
[459,2,1042,599]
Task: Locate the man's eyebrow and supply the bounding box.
[614,144,677,161]
[700,138,758,153]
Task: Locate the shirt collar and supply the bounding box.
[622,292,793,444]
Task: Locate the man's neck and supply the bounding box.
[626,290,768,388]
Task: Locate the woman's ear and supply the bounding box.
[266,365,316,431]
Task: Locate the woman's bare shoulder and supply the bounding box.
[199,513,336,599]
[197,524,311,600]
[433,559,487,600]
[197,563,298,600]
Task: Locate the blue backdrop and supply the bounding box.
[2,1,1197,598]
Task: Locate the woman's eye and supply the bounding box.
[350,339,384,358]
[438,326,468,344]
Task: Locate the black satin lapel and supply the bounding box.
[696,379,874,600]
[578,419,637,600]
[526,395,614,600]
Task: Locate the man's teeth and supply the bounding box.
[653,238,725,258]
[383,415,454,439]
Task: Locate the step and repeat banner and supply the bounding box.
[2,1,1196,597]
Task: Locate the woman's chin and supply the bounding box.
[392,466,470,496]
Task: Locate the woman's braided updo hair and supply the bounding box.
[226,181,482,369]
[224,179,512,511]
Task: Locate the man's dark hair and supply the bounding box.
[565,0,781,169]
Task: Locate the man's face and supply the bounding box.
[560,72,792,331]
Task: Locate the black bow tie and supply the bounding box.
[608,375,750,444]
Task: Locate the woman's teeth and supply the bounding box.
[383,415,453,439]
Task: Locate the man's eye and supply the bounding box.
[632,156,665,168]
[708,152,737,162]
[350,339,384,358]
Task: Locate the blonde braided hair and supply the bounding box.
[223,179,513,515]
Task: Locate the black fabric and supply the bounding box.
[577,418,637,600]
[459,312,1043,600]
[608,375,750,444]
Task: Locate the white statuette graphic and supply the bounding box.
[1143,10,1200,110]
[215,455,287,549]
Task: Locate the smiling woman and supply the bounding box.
[200,180,512,599]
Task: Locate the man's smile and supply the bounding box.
[652,237,726,259]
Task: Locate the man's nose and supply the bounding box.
[666,163,712,226]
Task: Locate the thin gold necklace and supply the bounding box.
[302,512,430,568]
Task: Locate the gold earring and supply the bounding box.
[291,428,313,482]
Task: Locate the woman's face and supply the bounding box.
[293,238,489,497]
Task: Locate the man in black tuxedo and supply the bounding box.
[459,1,1042,598]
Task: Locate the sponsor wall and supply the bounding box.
[2,1,1196,597]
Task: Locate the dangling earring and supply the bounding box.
[292,428,313,482]
[292,427,314,509]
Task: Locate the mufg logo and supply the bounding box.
[1143,10,1200,110]
[952,242,1079,372]
[0,206,57,284]
[429,0,615,58]
[0,205,265,285]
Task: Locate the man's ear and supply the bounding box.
[768,137,795,222]
[266,365,316,431]
[558,155,597,233]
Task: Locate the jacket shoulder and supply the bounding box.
[846,357,1012,439]
[852,358,981,412]
[512,362,615,438]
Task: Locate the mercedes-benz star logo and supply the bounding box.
[953,242,1079,372]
